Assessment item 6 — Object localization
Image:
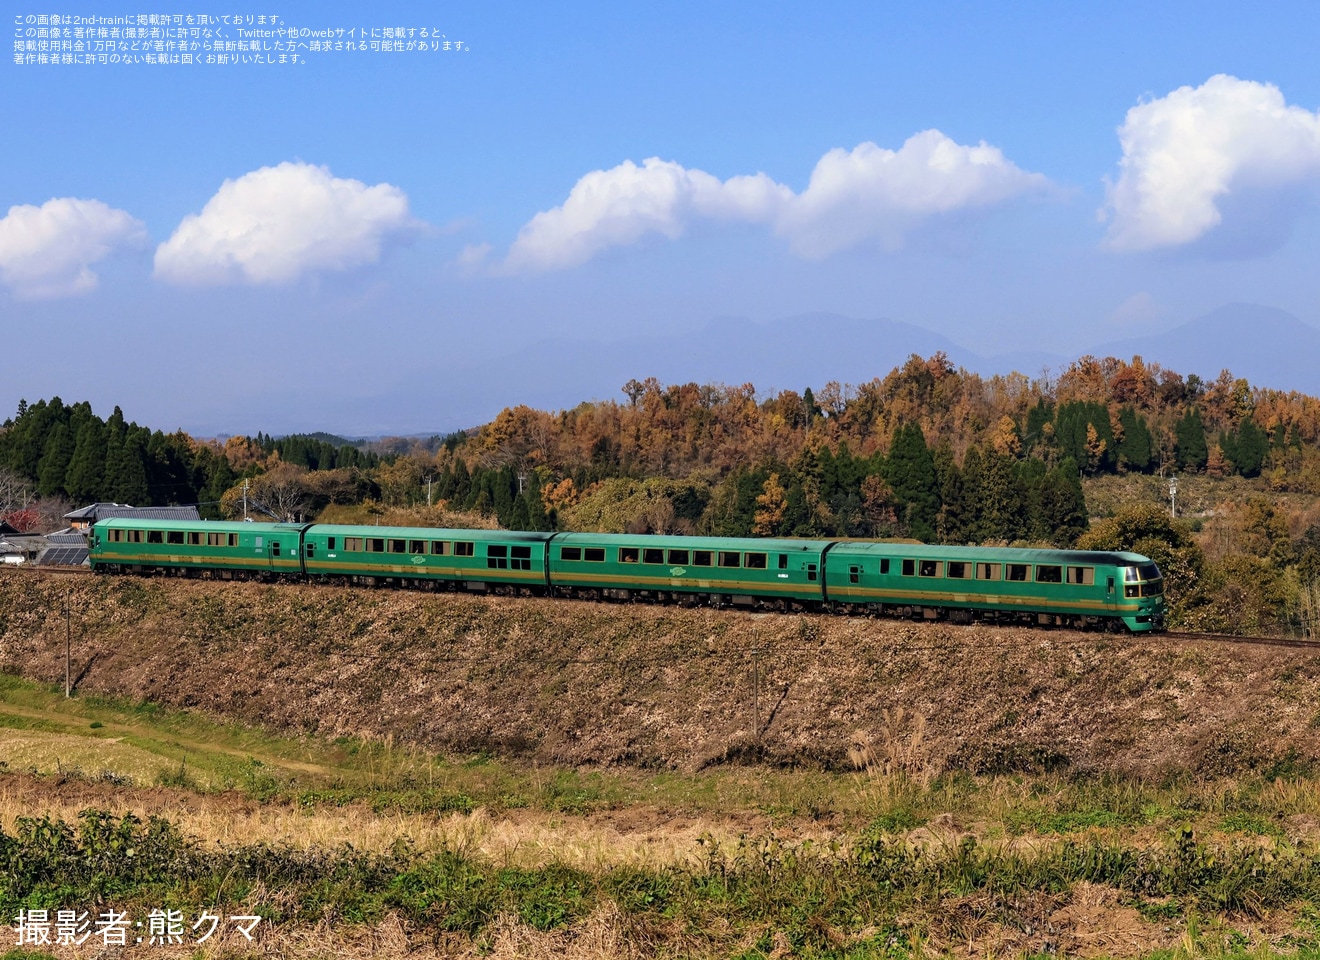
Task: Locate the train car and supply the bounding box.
[302,524,554,592]
[89,518,309,578]
[823,542,1165,631]
[86,515,1169,632]
[547,533,835,608]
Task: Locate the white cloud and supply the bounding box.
[1103,75,1320,252]
[154,162,414,285]
[499,131,1046,273]
[503,159,789,272]
[0,198,146,299]
[780,130,1051,258]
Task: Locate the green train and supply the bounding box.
[88,518,1167,632]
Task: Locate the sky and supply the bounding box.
[3,0,1320,436]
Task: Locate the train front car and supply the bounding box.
[824,543,1166,632]
[1114,554,1167,631]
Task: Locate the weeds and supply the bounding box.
[5,805,1320,955]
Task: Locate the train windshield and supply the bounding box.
[1138,562,1163,595]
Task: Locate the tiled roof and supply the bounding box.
[66,504,201,521]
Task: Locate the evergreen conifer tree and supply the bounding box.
[36,422,75,497]
[886,423,939,541]
[64,419,107,503]
[1175,407,1208,471]
[1116,407,1153,472]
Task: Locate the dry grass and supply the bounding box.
[0,728,193,786]
[0,773,798,872]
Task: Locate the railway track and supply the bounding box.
[7,568,1318,649]
[4,565,91,577]
[1164,630,1320,651]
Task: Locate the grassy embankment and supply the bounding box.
[4,569,1320,956]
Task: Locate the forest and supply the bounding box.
[3,353,1319,632]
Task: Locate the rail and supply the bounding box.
[1163,630,1320,651]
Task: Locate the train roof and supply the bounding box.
[94,518,310,532]
[309,524,552,542]
[826,541,1153,566]
[550,532,836,552]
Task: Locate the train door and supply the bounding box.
[1105,575,1117,613]
[254,534,276,571]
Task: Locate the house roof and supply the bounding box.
[65,503,201,522]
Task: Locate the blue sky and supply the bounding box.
[3,1,1320,435]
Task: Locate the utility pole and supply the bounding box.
[242,478,249,520]
[750,648,762,743]
[1168,475,1178,519]
[426,475,433,507]
[64,589,71,698]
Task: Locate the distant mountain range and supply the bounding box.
[418,302,1315,427]
[281,302,1316,436]
[1088,303,1319,393]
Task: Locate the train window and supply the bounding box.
[130,530,144,543]
[511,545,532,570]
[344,537,364,551]
[1125,584,1139,598]
[431,541,448,555]
[1006,564,1029,581]
[409,540,426,554]
[1141,581,1164,596]
[1035,565,1062,583]
[919,560,942,577]
[693,550,713,566]
[454,541,475,557]
[643,549,664,564]
[584,547,605,562]
[1122,566,1139,581]
[849,565,860,584]
[745,553,767,569]
[947,562,969,579]
[273,542,281,557]
[388,539,406,553]
[976,563,1001,580]
[807,563,817,581]
[619,547,640,563]
[718,552,741,568]
[902,559,916,576]
[328,537,336,550]
[487,544,508,569]
[147,531,163,544]
[255,537,264,548]
[1067,566,1094,585]
[167,531,184,545]
[668,549,689,565]
[880,558,890,574]
[306,543,315,558]
[229,534,238,547]
[187,532,201,545]
[778,554,788,569]
[560,546,581,561]
[367,538,385,553]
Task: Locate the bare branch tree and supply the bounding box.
[0,467,34,516]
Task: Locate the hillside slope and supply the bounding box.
[2,571,1317,777]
